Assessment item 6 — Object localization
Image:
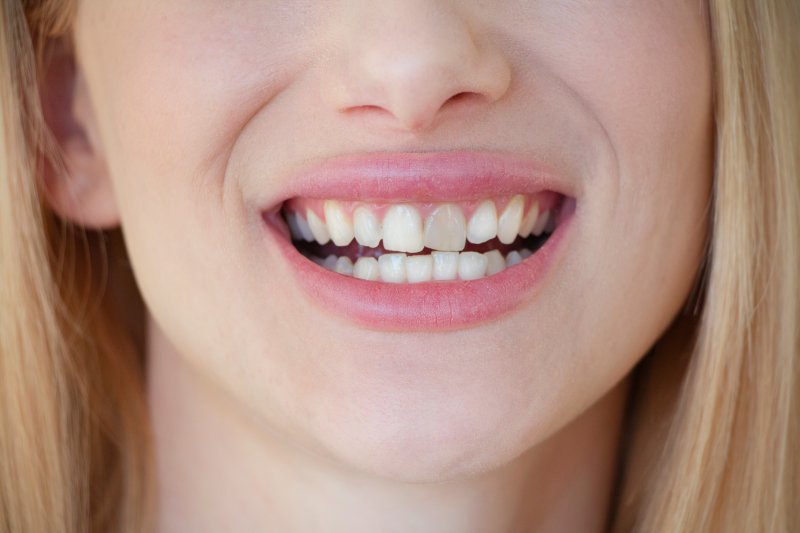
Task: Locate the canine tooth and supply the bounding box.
[458,251,488,280]
[353,206,382,248]
[518,201,540,238]
[324,200,354,246]
[497,195,525,244]
[506,250,522,267]
[466,200,498,244]
[532,210,550,236]
[423,204,466,252]
[432,251,459,280]
[334,256,354,276]
[485,250,506,276]
[383,205,423,253]
[353,257,380,281]
[378,253,407,283]
[323,254,338,270]
[405,255,434,283]
[307,209,331,245]
[519,248,533,259]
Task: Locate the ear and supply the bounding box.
[39,38,119,229]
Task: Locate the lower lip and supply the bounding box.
[264,215,573,332]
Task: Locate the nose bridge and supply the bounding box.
[325,0,511,132]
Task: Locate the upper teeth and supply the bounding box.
[286,194,553,253]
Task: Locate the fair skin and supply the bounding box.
[44,1,712,531]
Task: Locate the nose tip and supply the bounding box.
[324,2,512,133]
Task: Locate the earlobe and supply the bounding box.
[39,38,119,230]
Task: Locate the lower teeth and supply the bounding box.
[306,245,540,283]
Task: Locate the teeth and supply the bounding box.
[307,209,331,245]
[458,251,488,280]
[383,205,424,253]
[324,201,355,246]
[432,251,460,281]
[466,200,498,244]
[405,255,434,283]
[484,250,506,276]
[378,253,407,283]
[532,210,550,237]
[353,257,380,280]
[506,250,523,267]
[323,254,338,270]
[334,256,354,276]
[518,201,540,238]
[497,195,525,244]
[519,248,533,259]
[423,204,466,252]
[353,206,382,248]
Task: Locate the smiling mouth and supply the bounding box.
[259,151,576,330]
[278,192,567,283]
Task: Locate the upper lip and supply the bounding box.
[261,150,577,213]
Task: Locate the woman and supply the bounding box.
[1,0,797,531]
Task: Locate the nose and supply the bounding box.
[323,1,512,133]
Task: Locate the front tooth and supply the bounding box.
[334,256,354,276]
[383,205,424,253]
[378,253,407,283]
[353,206,382,248]
[405,255,434,283]
[307,209,331,245]
[432,251,459,280]
[506,250,523,267]
[458,251,488,280]
[497,195,525,244]
[484,250,506,276]
[466,200,498,244]
[423,204,466,252]
[324,200,354,246]
[518,201,540,238]
[532,210,551,236]
[353,257,380,281]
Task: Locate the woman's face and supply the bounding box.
[65,1,711,479]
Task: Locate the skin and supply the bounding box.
[45,1,713,531]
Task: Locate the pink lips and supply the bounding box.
[261,151,576,331]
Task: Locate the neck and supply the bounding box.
[147,319,630,533]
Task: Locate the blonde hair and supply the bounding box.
[1,1,797,531]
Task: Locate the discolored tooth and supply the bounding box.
[423,204,466,252]
[484,250,506,276]
[519,248,533,259]
[323,254,338,270]
[353,206,382,248]
[518,201,540,238]
[383,205,424,253]
[432,251,459,280]
[307,209,331,245]
[497,195,525,244]
[311,256,325,266]
[324,200,355,246]
[532,210,550,236]
[458,251,488,280]
[466,200,498,244]
[378,253,407,283]
[334,256,354,276]
[406,255,434,283]
[506,250,523,267]
[354,257,380,281]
